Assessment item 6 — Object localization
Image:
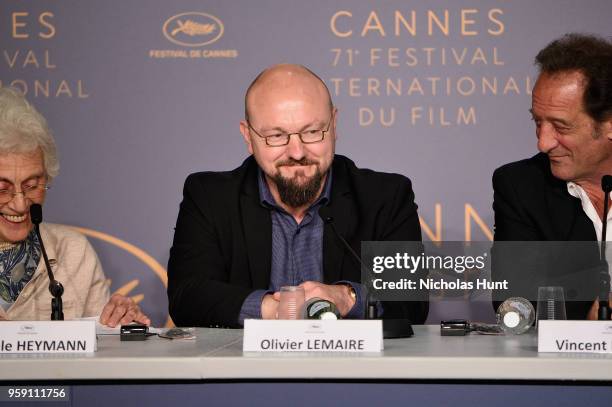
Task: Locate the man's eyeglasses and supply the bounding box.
[247,111,334,147]
[0,182,50,204]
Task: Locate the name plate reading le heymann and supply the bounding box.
[0,321,96,354]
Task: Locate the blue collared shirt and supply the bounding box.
[238,168,365,324]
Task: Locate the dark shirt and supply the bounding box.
[238,168,365,323]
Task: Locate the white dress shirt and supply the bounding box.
[567,182,612,279]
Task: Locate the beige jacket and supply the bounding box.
[0,223,110,321]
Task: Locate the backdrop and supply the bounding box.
[1,0,610,325]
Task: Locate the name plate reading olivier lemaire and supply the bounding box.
[0,321,96,354]
[538,320,612,354]
[243,319,383,353]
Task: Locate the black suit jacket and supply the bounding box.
[168,155,428,327]
[492,153,600,319]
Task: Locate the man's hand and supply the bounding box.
[587,294,612,320]
[261,294,279,319]
[99,293,150,327]
[298,281,356,317]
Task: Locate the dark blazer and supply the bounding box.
[168,155,428,327]
[492,153,600,319]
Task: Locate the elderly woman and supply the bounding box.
[0,87,149,327]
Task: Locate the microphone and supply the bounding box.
[601,175,612,259]
[318,207,377,318]
[318,206,414,338]
[30,204,64,320]
[599,175,612,320]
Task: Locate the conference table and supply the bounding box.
[1,325,612,406]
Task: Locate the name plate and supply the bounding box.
[538,320,612,354]
[0,321,96,354]
[243,319,383,353]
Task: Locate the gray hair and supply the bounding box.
[0,87,59,179]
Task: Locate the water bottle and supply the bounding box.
[302,298,341,320]
[496,297,535,335]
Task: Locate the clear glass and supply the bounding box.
[536,286,567,328]
[277,286,305,320]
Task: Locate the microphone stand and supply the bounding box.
[598,175,611,321]
[319,207,414,338]
[30,204,64,320]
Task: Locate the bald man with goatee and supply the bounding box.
[168,64,428,327]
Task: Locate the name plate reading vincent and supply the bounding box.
[0,321,96,354]
[538,320,612,354]
[243,320,383,353]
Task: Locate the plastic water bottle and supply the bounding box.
[496,297,535,335]
[302,298,341,320]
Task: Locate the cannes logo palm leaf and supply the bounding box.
[171,20,216,37]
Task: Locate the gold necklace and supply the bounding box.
[0,241,17,252]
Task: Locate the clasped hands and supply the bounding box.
[261,281,356,319]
